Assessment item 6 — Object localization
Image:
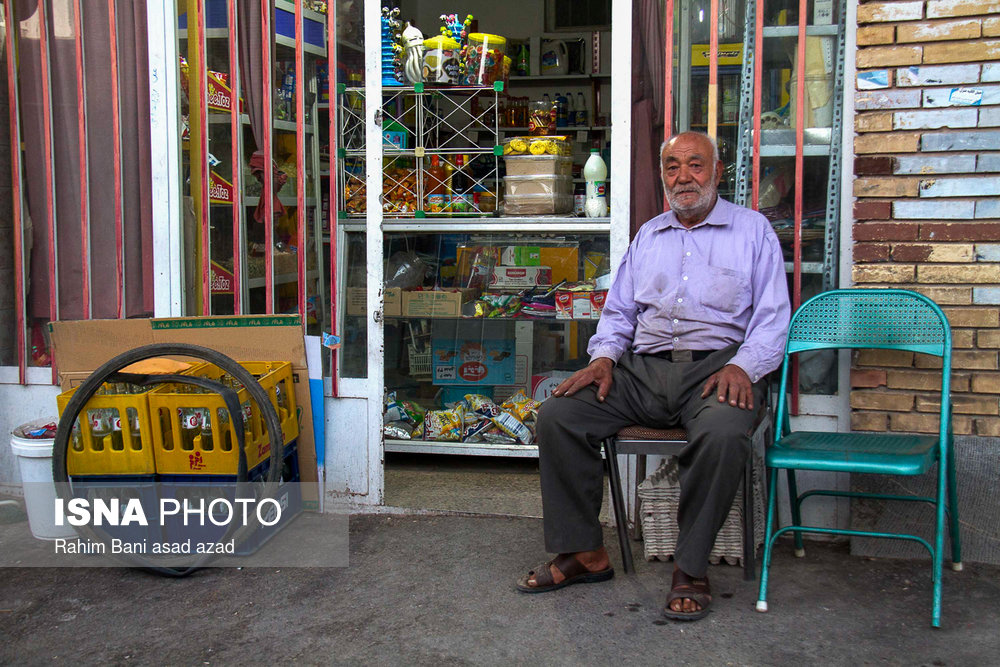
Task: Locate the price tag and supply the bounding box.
[576,130,587,143]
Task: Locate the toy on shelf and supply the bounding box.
[439,13,472,45]
[400,22,424,84]
[381,7,403,86]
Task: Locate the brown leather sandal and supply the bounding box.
[663,568,712,621]
[516,553,615,594]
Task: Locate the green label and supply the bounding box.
[151,316,301,330]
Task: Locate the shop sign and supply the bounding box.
[210,261,235,294]
[209,171,235,204]
[691,43,743,66]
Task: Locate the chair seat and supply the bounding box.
[767,431,938,475]
[615,425,688,441]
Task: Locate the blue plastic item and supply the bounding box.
[756,289,961,628]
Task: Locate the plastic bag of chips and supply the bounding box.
[492,410,533,444]
[383,420,415,440]
[463,394,501,419]
[423,408,463,441]
[501,390,541,422]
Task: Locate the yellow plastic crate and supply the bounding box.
[56,384,157,476]
[146,361,298,475]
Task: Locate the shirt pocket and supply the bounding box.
[702,266,749,314]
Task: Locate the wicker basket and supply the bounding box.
[637,446,766,567]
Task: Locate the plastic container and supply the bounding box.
[584,149,609,218]
[10,419,78,540]
[527,101,555,135]
[422,34,461,84]
[147,361,298,475]
[504,154,573,177]
[502,135,571,157]
[504,174,573,197]
[503,193,574,216]
[462,33,506,85]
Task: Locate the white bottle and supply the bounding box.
[584,149,608,218]
[575,92,588,126]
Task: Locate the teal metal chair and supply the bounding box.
[755,289,961,628]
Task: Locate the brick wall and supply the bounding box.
[853,0,1000,436]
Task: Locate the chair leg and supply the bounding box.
[786,469,805,557]
[631,454,647,541]
[742,454,755,581]
[603,438,634,574]
[932,462,948,628]
[756,466,779,612]
[946,435,963,571]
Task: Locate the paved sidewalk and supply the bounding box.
[2,512,999,665]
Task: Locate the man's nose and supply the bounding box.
[676,165,692,182]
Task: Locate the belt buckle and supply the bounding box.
[671,349,693,363]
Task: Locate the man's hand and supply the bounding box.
[701,364,754,411]
[552,358,614,402]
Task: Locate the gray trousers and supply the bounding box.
[536,346,765,578]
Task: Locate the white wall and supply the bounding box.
[0,384,63,495]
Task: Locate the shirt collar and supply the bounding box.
[653,196,731,231]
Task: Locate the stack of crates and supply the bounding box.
[56,361,303,554]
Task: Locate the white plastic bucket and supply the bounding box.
[10,419,77,540]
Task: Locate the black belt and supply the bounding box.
[649,349,718,363]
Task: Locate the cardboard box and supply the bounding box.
[500,246,541,266]
[431,337,516,386]
[539,246,579,284]
[555,291,574,319]
[402,288,478,318]
[591,290,608,319]
[48,315,320,509]
[572,292,593,319]
[490,266,552,288]
[347,287,400,317]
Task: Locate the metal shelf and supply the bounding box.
[385,439,539,458]
[762,25,839,38]
[246,196,317,207]
[380,216,611,233]
[247,270,319,290]
[208,113,313,134]
[508,73,610,82]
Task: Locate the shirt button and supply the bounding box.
[682,276,688,281]
[677,298,683,303]
[673,337,679,342]
[673,319,678,324]
[686,252,691,256]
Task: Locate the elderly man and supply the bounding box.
[517,131,790,621]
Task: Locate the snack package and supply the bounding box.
[464,394,501,419]
[461,410,494,442]
[482,425,518,445]
[384,391,407,423]
[492,410,533,444]
[423,408,463,441]
[384,421,415,440]
[501,390,541,422]
[502,135,571,157]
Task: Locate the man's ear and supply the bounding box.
[715,160,724,186]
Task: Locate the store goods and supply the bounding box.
[504,155,573,177]
[540,39,569,76]
[566,93,575,126]
[423,408,463,441]
[584,149,608,218]
[575,92,588,126]
[422,34,461,83]
[400,22,424,84]
[464,394,502,419]
[574,184,586,215]
[555,92,568,127]
[516,43,530,76]
[504,174,573,198]
[381,7,403,86]
[502,391,541,422]
[449,155,471,214]
[503,193,574,216]
[490,266,553,288]
[461,32,506,86]
[425,155,448,212]
[502,136,571,157]
[527,100,556,136]
[384,420,415,439]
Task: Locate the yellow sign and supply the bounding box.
[691,43,744,67]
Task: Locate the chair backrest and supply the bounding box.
[778,289,952,440]
[786,289,951,357]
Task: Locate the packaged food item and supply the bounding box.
[384,421,415,439]
[464,394,501,418]
[504,155,573,177]
[502,136,571,157]
[482,425,518,444]
[461,33,506,85]
[504,175,573,198]
[423,408,463,441]
[501,390,541,422]
[527,100,556,135]
[492,410,533,444]
[461,413,494,442]
[422,34,461,83]
[503,193,574,216]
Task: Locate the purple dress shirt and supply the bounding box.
[588,197,791,383]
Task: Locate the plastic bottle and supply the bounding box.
[584,149,608,218]
[516,43,529,77]
[555,92,568,127]
[566,92,576,126]
[575,92,588,126]
[425,155,447,213]
[451,155,471,214]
